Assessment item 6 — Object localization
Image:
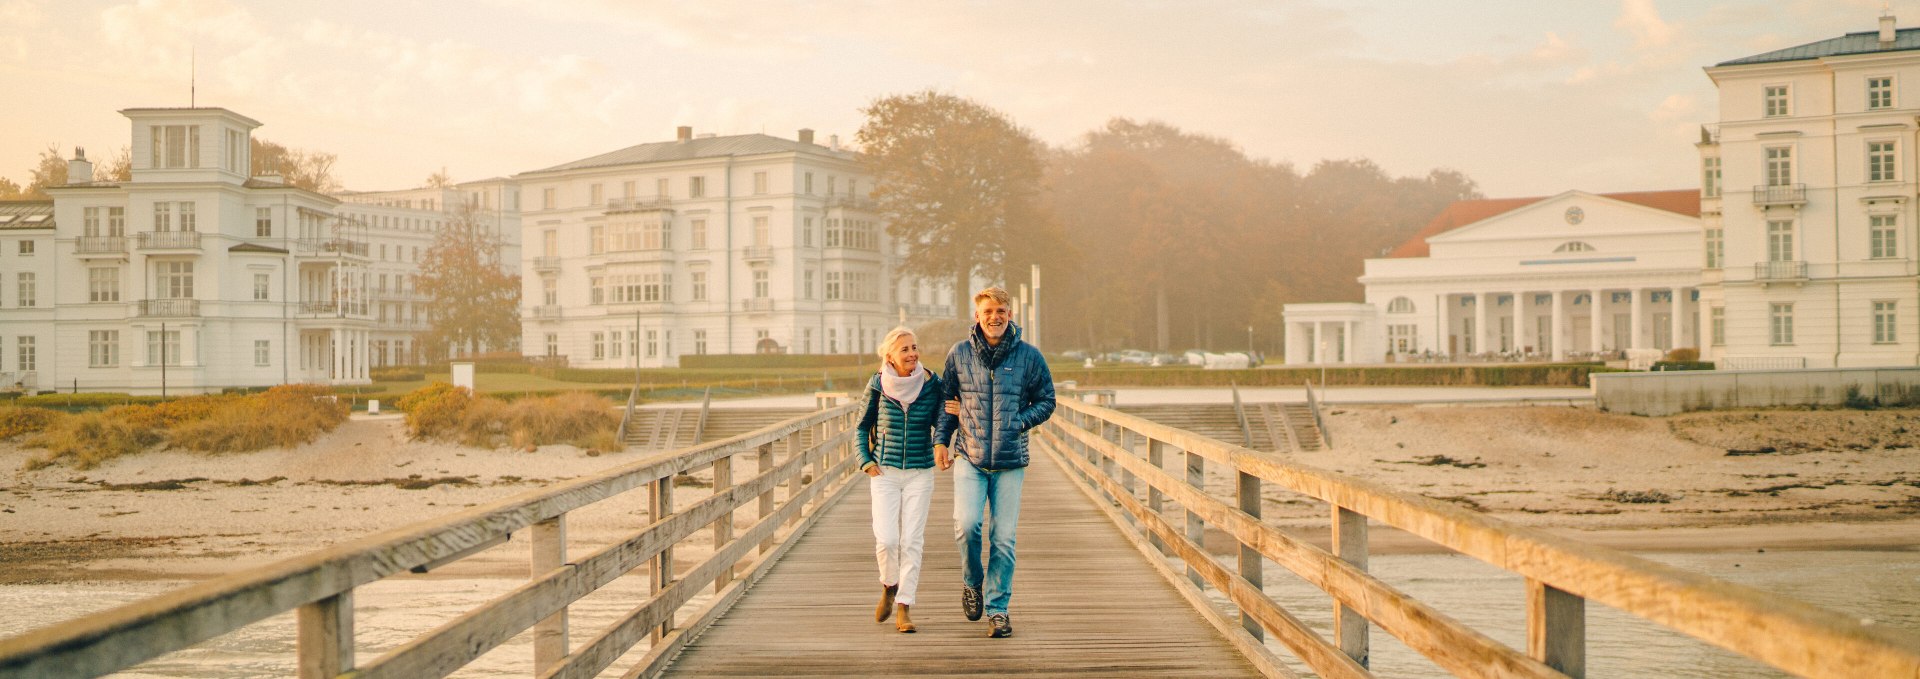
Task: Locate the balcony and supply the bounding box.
[827,195,874,210]
[137,231,201,250]
[605,249,675,263]
[533,256,562,271]
[1752,183,1806,207]
[138,299,200,317]
[76,236,127,256]
[742,246,774,263]
[742,298,775,313]
[294,238,370,258]
[533,305,562,319]
[299,301,371,317]
[1754,260,1808,282]
[605,197,673,213]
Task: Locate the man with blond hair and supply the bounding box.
[935,285,1055,638]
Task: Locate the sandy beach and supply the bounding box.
[3,402,1918,587]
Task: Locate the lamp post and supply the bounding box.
[1247,325,1254,359]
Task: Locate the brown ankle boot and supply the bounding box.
[876,584,898,622]
[895,604,916,633]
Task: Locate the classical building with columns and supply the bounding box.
[1284,190,1703,364]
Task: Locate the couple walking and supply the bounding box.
[855,286,1055,637]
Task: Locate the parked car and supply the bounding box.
[1113,350,1154,365]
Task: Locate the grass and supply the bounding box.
[396,382,621,453]
[21,384,351,470]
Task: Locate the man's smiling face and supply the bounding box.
[975,297,1011,342]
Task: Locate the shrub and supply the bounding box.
[507,391,619,451]
[396,382,475,439]
[16,392,168,410]
[168,385,350,453]
[395,382,618,451]
[370,367,426,382]
[0,406,66,440]
[1651,361,1715,372]
[1664,348,1700,362]
[26,411,164,470]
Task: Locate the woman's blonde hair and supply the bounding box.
[876,327,917,365]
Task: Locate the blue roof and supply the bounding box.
[1717,26,1920,66]
[523,134,855,175]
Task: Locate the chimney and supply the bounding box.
[677,126,693,142]
[67,147,93,185]
[829,134,841,150]
[1882,12,1897,44]
[798,128,815,145]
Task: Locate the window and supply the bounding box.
[146,330,181,366]
[1705,228,1724,269]
[89,330,119,367]
[752,215,769,248]
[694,329,707,355]
[1869,141,1898,182]
[1869,76,1894,110]
[590,226,605,255]
[1875,301,1899,344]
[592,332,606,360]
[90,268,120,302]
[644,219,671,250]
[610,331,623,359]
[804,269,816,300]
[1767,220,1795,262]
[590,275,604,304]
[646,329,659,358]
[828,328,837,353]
[690,219,707,250]
[623,180,636,199]
[804,172,814,194]
[691,270,707,301]
[546,333,559,357]
[590,183,603,205]
[1702,156,1720,198]
[802,328,812,354]
[1765,147,1793,187]
[1764,85,1790,117]
[543,278,557,305]
[149,125,200,168]
[828,176,837,195]
[84,207,102,237]
[1553,241,1594,253]
[543,230,557,257]
[108,207,124,236]
[656,178,669,198]
[1711,307,1725,346]
[825,271,842,300]
[255,340,271,367]
[542,188,556,210]
[753,269,769,299]
[1872,215,1899,259]
[803,217,814,247]
[1386,297,1414,313]
[17,240,32,256]
[689,176,706,198]
[256,207,272,237]
[17,336,34,371]
[1387,325,1417,353]
[753,171,767,194]
[154,202,173,231]
[158,261,194,298]
[178,202,195,231]
[16,273,33,307]
[1770,303,1794,345]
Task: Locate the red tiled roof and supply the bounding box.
[1385,189,1701,258]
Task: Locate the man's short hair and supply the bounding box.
[973,286,1012,308]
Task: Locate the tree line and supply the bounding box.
[0,138,340,199]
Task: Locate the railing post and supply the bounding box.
[1116,427,1137,505]
[784,427,805,528]
[651,475,676,642]
[531,515,568,673]
[712,454,734,591]
[1528,579,1587,677]
[296,590,353,679]
[1333,505,1369,667]
[1147,438,1169,556]
[1184,446,1205,588]
[1237,469,1263,641]
[757,442,775,555]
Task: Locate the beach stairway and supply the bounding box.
[623,406,816,452]
[1113,402,1326,453]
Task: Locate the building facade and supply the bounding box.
[514,127,955,368]
[1698,15,1920,369]
[1284,190,1703,364]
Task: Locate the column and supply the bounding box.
[1699,297,1714,358]
[1474,292,1489,355]
[1514,291,1531,356]
[1312,322,1324,364]
[1436,293,1451,356]
[1343,320,1355,364]
[1629,288,1645,350]
[1589,289,1605,353]
[1671,288,1686,350]
[1551,291,1567,361]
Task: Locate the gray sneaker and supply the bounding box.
[962,587,983,621]
[988,613,1012,638]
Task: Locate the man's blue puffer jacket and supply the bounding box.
[935,322,1055,470]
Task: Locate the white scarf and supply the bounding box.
[879,364,927,407]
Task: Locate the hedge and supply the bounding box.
[678,354,876,370]
[1053,363,1617,388]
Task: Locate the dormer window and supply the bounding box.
[150,125,200,169]
[1554,241,1595,253]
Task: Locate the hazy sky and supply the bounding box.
[0,0,1889,197]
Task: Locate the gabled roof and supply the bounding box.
[0,200,55,230]
[1385,190,1700,259]
[1717,26,1920,66]
[230,242,289,254]
[524,134,854,175]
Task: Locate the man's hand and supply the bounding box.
[934,444,952,471]
[944,399,960,415]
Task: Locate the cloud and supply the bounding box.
[1617,0,1678,49]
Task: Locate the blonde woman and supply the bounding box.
[856,327,949,633]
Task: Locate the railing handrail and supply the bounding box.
[1043,398,1920,679]
[692,386,713,446]
[0,405,858,678]
[615,378,642,441]
[1304,380,1331,448]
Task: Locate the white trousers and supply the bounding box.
[869,466,936,606]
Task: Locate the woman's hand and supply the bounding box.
[864,464,882,477]
[934,444,952,471]
[944,399,960,415]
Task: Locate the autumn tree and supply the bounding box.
[424,166,454,188]
[857,91,1051,318]
[251,138,340,192]
[101,146,132,182]
[414,205,520,359]
[0,178,22,200]
[21,144,67,198]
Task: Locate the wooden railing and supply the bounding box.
[0,401,861,679]
[1035,397,1920,679]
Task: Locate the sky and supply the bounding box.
[0,0,1893,197]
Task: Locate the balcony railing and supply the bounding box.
[605,197,673,213]
[742,298,775,313]
[533,305,562,319]
[294,238,370,257]
[138,299,200,317]
[742,246,774,262]
[137,231,201,250]
[76,236,127,255]
[1752,183,1807,206]
[299,301,371,316]
[1754,260,1808,281]
[826,195,874,210]
[605,249,675,263]
[897,303,953,318]
[533,256,562,271]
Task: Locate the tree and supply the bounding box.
[414,204,520,360]
[857,91,1050,318]
[101,146,132,182]
[424,166,454,188]
[22,144,66,199]
[0,178,22,200]
[251,138,341,192]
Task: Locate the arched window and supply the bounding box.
[1554,241,1595,253]
[1386,297,1414,313]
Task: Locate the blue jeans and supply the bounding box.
[952,456,1025,615]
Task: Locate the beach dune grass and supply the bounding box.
[396,382,620,453]
[21,384,351,470]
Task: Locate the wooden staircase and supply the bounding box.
[622,406,817,452]
[1114,402,1326,453]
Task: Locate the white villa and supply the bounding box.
[513,126,957,368]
